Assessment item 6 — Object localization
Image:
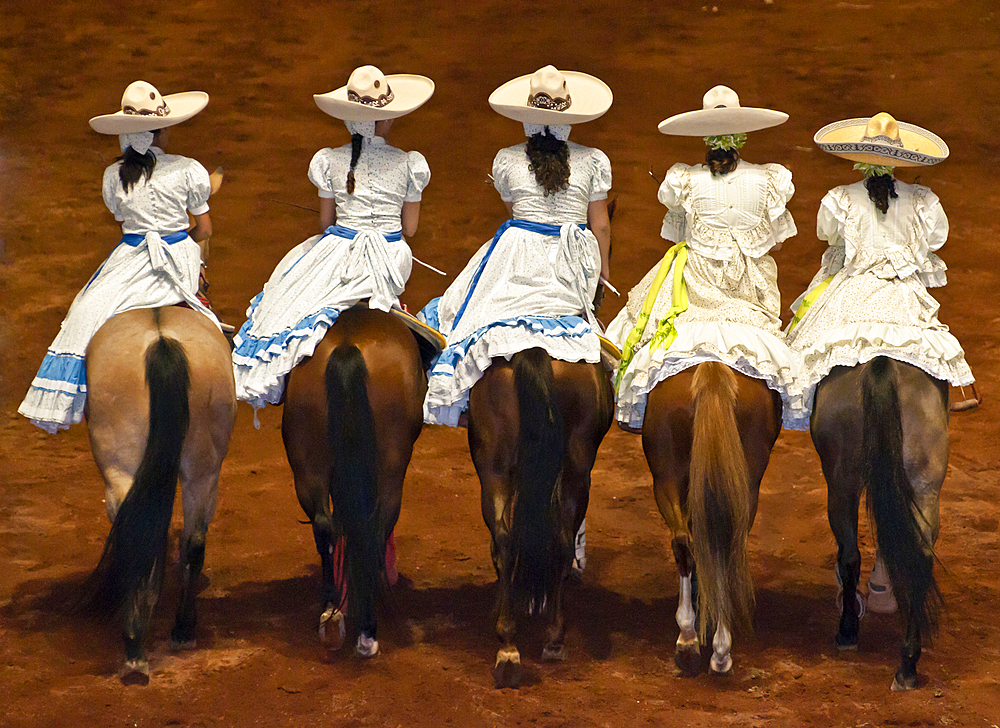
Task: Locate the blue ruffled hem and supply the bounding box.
[232,293,344,366]
[417,297,441,331]
[30,351,87,393]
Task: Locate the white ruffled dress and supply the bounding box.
[422,140,610,427]
[783,179,974,430]
[18,147,218,433]
[232,136,429,411]
[608,161,800,430]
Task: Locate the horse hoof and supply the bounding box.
[320,607,346,651]
[541,643,567,662]
[119,659,150,686]
[355,634,379,658]
[674,641,701,676]
[493,648,522,689]
[169,637,197,652]
[709,654,733,675]
[834,632,859,651]
[891,671,918,691]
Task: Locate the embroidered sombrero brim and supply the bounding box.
[314,74,435,121]
[489,70,613,125]
[658,107,788,136]
[814,118,949,167]
[89,91,209,134]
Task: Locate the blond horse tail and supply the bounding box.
[689,361,753,640]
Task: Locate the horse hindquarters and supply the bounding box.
[84,337,191,683]
[688,362,753,672]
[326,344,385,655]
[861,357,942,690]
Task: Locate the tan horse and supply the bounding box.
[641,362,782,675]
[81,306,236,685]
[812,357,947,691]
[469,348,614,688]
[281,306,428,658]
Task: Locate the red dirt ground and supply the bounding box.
[2,1,998,726]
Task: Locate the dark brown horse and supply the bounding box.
[82,306,237,684]
[641,362,782,675]
[812,357,948,690]
[281,306,428,657]
[468,347,614,688]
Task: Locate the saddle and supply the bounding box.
[390,308,446,370]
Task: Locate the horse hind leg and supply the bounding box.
[120,557,165,686]
[491,528,522,688]
[671,535,701,675]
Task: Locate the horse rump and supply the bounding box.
[861,356,941,635]
[78,337,190,616]
[509,348,567,614]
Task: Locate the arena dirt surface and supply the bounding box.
[2,1,999,726]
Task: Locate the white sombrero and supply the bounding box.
[89,81,208,134]
[814,112,948,167]
[489,65,613,125]
[658,85,787,136]
[314,65,435,121]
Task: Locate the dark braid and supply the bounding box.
[865,173,898,214]
[346,133,363,195]
[526,128,570,196]
[117,145,157,193]
[705,146,740,176]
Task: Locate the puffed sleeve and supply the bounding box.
[913,185,948,253]
[185,160,211,215]
[308,148,337,199]
[761,163,797,249]
[491,148,513,202]
[102,164,124,221]
[404,151,431,202]
[658,163,690,242]
[816,188,848,248]
[588,148,612,201]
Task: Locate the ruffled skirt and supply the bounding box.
[18,235,216,433]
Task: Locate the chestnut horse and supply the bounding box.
[812,357,947,691]
[81,306,236,684]
[469,347,614,688]
[641,362,782,675]
[281,306,428,658]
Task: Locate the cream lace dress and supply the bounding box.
[608,161,800,429]
[783,179,973,430]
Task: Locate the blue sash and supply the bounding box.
[120,231,189,246]
[324,225,402,242]
[451,219,585,331]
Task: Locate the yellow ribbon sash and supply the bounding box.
[615,242,689,391]
[788,274,835,332]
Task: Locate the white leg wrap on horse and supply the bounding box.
[710,623,733,674]
[676,574,698,650]
[356,633,379,658]
[573,518,587,572]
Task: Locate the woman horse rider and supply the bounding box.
[785,112,974,427]
[422,65,613,427]
[608,85,799,431]
[784,113,974,610]
[19,81,221,433]
[231,65,433,410]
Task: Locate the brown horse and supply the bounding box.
[281,306,428,657]
[469,347,614,688]
[811,357,948,690]
[81,306,236,685]
[641,361,782,675]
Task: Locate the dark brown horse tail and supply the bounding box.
[862,356,940,635]
[80,334,190,614]
[325,344,385,638]
[510,347,566,613]
[688,361,753,640]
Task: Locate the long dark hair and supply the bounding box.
[705,146,740,176]
[865,173,898,214]
[526,129,570,196]
[346,133,363,194]
[117,145,157,193]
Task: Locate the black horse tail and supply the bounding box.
[326,344,385,638]
[81,337,190,614]
[862,356,940,635]
[688,361,753,640]
[509,348,567,613]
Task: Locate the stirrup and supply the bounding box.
[950,382,981,412]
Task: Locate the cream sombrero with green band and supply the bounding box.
[814,112,948,167]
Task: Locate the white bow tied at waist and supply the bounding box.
[551,223,600,327]
[337,229,411,312]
